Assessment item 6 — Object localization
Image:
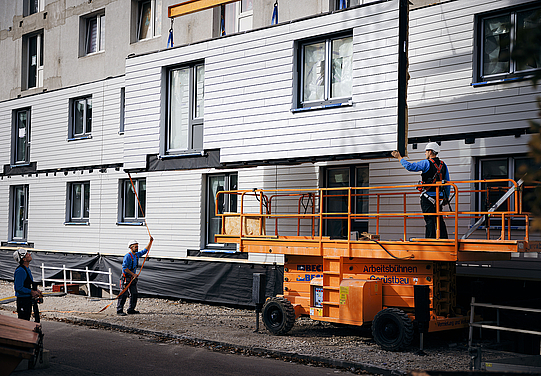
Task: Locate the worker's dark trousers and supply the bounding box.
[421,195,448,239]
[17,296,32,320]
[117,275,138,313]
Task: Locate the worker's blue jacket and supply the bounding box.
[122,248,149,275]
[14,265,33,298]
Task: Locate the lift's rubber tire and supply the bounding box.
[262,297,296,335]
[372,308,414,351]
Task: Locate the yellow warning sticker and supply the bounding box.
[339,286,349,305]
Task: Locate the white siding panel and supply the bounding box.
[124,1,401,169]
[0,77,125,171]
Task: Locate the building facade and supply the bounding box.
[0,0,540,300]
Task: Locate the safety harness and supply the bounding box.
[419,158,445,194]
[121,252,139,289]
[418,158,453,211]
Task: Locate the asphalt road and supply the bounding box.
[12,320,357,376]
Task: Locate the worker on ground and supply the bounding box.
[117,236,153,316]
[391,142,450,239]
[13,248,42,320]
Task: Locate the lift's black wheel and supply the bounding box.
[262,297,296,335]
[372,308,414,351]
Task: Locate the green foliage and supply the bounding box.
[511,8,541,231]
[525,103,541,231]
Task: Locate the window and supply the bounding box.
[22,31,43,90]
[12,108,31,165]
[67,182,90,223]
[477,156,535,219]
[219,0,252,36]
[332,0,359,10]
[10,185,29,242]
[136,0,159,41]
[206,173,238,247]
[298,33,353,108]
[131,0,161,43]
[120,178,146,223]
[69,96,92,139]
[323,166,368,238]
[167,63,204,154]
[83,13,105,55]
[476,4,541,82]
[23,0,42,16]
[120,87,126,134]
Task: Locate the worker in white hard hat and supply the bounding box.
[117,236,154,316]
[391,142,450,239]
[13,248,42,320]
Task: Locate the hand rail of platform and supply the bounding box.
[215,179,528,254]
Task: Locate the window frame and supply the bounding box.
[66,181,90,224]
[82,13,105,56]
[69,96,92,140]
[119,87,126,134]
[137,0,157,41]
[10,185,29,243]
[165,62,205,155]
[322,165,369,239]
[119,178,146,224]
[331,0,359,11]
[22,31,43,90]
[476,155,535,226]
[205,172,238,249]
[218,1,253,37]
[23,0,43,17]
[296,31,354,109]
[474,3,541,84]
[12,108,31,166]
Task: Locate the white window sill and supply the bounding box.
[471,74,533,87]
[291,100,353,113]
[160,150,206,159]
[80,50,105,58]
[116,221,146,226]
[67,135,92,141]
[200,248,238,254]
[133,35,162,44]
[64,221,90,225]
[10,163,31,168]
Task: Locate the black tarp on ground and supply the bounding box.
[0,249,283,307]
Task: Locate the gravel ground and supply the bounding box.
[0,280,474,375]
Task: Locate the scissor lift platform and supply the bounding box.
[215,234,535,261]
[214,179,539,350]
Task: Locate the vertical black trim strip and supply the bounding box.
[397,0,408,156]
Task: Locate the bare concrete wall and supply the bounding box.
[0,0,450,102]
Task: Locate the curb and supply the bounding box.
[60,316,405,376]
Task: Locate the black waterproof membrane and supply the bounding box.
[0,249,283,307]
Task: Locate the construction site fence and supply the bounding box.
[40,263,115,296]
[468,296,541,370]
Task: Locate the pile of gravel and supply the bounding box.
[0,280,474,375]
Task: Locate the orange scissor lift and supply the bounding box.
[215,179,539,351]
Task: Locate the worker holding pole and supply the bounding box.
[117,236,153,316]
[391,142,450,239]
